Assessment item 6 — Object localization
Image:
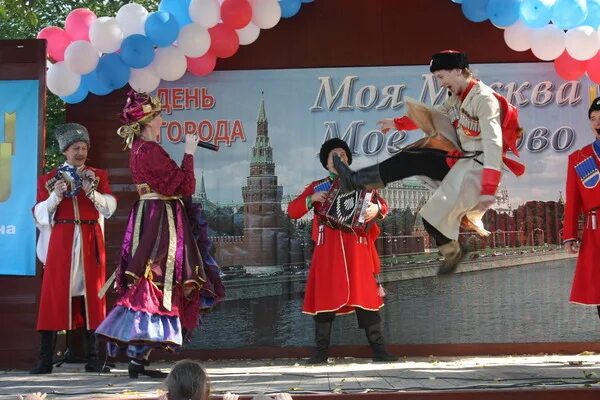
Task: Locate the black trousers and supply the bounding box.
[315,308,381,329]
[378,149,452,246]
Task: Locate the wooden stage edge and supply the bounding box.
[153,342,600,361]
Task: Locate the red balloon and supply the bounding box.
[65,8,97,41]
[37,26,72,61]
[554,51,587,81]
[221,0,253,29]
[586,51,600,84]
[208,23,240,58]
[187,52,217,77]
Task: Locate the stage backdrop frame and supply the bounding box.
[62,0,600,361]
[0,39,46,369]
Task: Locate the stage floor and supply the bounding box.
[3,354,600,400]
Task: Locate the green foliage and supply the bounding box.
[0,0,160,171]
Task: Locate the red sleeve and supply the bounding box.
[372,190,388,218]
[563,152,582,242]
[288,183,315,219]
[142,144,196,197]
[36,173,51,203]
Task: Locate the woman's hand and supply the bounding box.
[184,133,200,155]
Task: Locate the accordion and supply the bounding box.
[315,178,374,235]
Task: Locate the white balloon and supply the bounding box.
[116,3,149,37]
[250,0,281,29]
[64,40,99,74]
[236,22,260,45]
[152,46,187,81]
[503,21,535,52]
[531,24,566,61]
[177,24,211,57]
[129,67,161,93]
[47,61,81,97]
[565,26,600,61]
[90,17,123,53]
[189,0,221,28]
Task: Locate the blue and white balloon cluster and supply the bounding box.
[40,0,315,104]
[450,0,600,82]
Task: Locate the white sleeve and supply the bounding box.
[33,192,61,264]
[88,191,117,219]
[475,94,504,171]
[33,192,61,226]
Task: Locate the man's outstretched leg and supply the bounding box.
[334,149,450,192]
[422,219,466,274]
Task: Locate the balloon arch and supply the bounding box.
[40,0,600,104]
[38,0,314,104]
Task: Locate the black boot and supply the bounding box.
[84,330,111,373]
[29,331,56,374]
[333,155,385,193]
[437,240,466,275]
[128,360,168,379]
[365,323,398,362]
[307,321,332,364]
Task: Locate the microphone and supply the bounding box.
[197,141,219,151]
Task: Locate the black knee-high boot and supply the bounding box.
[334,156,384,192]
[365,323,398,362]
[84,330,110,373]
[307,321,332,364]
[30,331,56,374]
[422,218,465,275]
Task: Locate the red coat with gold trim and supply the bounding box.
[35,167,112,330]
[563,142,600,305]
[287,177,388,315]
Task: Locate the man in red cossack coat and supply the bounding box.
[288,138,397,364]
[30,123,116,374]
[563,97,600,317]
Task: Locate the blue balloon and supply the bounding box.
[61,82,88,104]
[520,0,553,28]
[159,0,191,28]
[82,70,112,96]
[120,34,155,68]
[301,0,314,2]
[96,54,130,90]
[280,0,302,18]
[461,0,489,23]
[145,11,179,47]
[551,0,587,30]
[584,0,600,28]
[487,0,520,27]
[452,0,463,3]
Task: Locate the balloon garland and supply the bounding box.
[451,0,600,83]
[39,0,315,103]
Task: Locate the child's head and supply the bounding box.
[165,360,210,400]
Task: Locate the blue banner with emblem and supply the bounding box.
[0,80,39,276]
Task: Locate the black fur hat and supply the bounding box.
[589,96,600,119]
[319,138,352,169]
[430,50,469,73]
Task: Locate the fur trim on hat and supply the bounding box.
[55,123,90,152]
[319,138,352,169]
[430,50,469,73]
[589,96,600,119]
